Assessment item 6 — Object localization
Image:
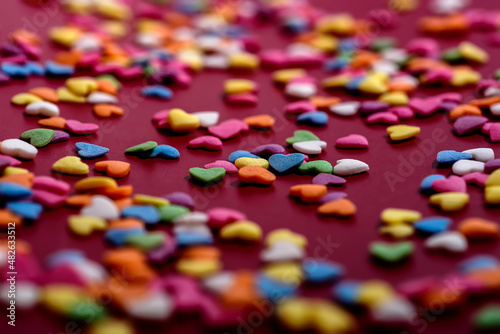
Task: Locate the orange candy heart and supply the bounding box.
[38,116,67,129]
[93,104,124,118]
[309,96,340,109]
[448,104,482,120]
[54,50,82,66]
[65,194,93,208]
[29,87,59,103]
[318,198,356,217]
[0,173,34,188]
[289,184,327,203]
[95,161,130,178]
[220,271,258,308]
[114,198,133,210]
[103,248,156,283]
[181,246,220,260]
[0,209,22,228]
[243,114,275,128]
[108,218,144,230]
[458,218,499,239]
[239,166,276,185]
[468,96,500,108]
[97,79,118,95]
[100,185,134,199]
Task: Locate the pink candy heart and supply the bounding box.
[284,101,316,114]
[204,160,238,174]
[33,176,70,194]
[389,106,414,119]
[66,119,99,135]
[206,207,247,229]
[335,134,369,149]
[33,189,67,208]
[152,109,170,123]
[0,154,21,166]
[208,119,249,140]
[188,136,223,151]
[431,175,467,193]
[366,112,399,124]
[462,172,488,187]
[409,97,441,116]
[224,93,257,106]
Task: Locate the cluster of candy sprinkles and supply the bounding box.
[1,0,500,333]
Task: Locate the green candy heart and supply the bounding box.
[441,48,461,63]
[126,232,166,251]
[370,241,414,263]
[69,301,106,321]
[20,129,55,147]
[158,205,190,222]
[189,167,225,185]
[298,160,333,175]
[370,37,396,52]
[285,130,319,145]
[495,69,500,81]
[125,141,157,154]
[473,305,500,329]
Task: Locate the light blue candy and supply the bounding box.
[414,217,451,234]
[122,205,160,225]
[420,174,445,193]
[257,275,296,302]
[332,280,361,305]
[436,150,472,164]
[2,62,30,78]
[149,145,180,159]
[269,153,304,173]
[45,61,74,76]
[324,57,349,72]
[304,260,345,283]
[6,202,43,220]
[346,76,364,90]
[75,142,109,159]
[106,229,144,246]
[296,111,328,126]
[141,85,173,100]
[227,150,259,163]
[459,255,499,273]
[176,232,213,246]
[25,62,45,75]
[0,182,32,199]
[45,249,85,268]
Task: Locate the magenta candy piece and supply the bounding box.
[335,134,369,149]
[489,123,500,143]
[0,72,10,84]
[481,122,494,135]
[152,109,170,123]
[284,100,316,114]
[50,130,70,143]
[319,192,348,204]
[409,97,441,116]
[476,79,499,96]
[204,160,238,174]
[260,49,290,68]
[163,192,194,209]
[66,119,99,135]
[33,189,67,208]
[147,233,177,263]
[78,52,100,68]
[389,106,414,119]
[188,136,223,151]
[439,101,459,113]
[359,101,389,116]
[5,253,41,282]
[462,172,488,187]
[312,173,346,186]
[33,176,70,194]
[288,53,324,68]
[207,207,246,229]
[1,54,28,65]
[157,275,206,312]
[453,116,488,135]
[437,92,463,104]
[431,175,467,193]
[17,41,41,60]
[406,38,439,57]
[424,68,453,84]
[0,154,21,166]
[484,159,500,173]
[93,63,122,75]
[156,118,170,129]
[397,276,436,298]
[366,111,399,124]
[0,158,10,170]
[40,264,86,286]
[208,119,248,140]
[289,76,317,85]
[117,66,143,79]
[251,144,286,159]
[489,32,500,46]
[224,92,257,106]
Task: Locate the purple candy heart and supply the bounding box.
[319,192,348,204]
[453,116,489,136]
[250,144,286,159]
[147,233,177,263]
[484,159,500,174]
[312,173,346,186]
[50,130,70,143]
[0,158,11,170]
[359,101,389,116]
[163,192,194,209]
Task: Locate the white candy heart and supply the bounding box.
[430,0,469,14]
[260,241,305,262]
[285,82,317,99]
[87,92,118,104]
[371,297,415,322]
[203,272,235,293]
[136,32,161,48]
[72,260,107,284]
[372,60,398,75]
[25,101,60,117]
[382,48,408,63]
[173,224,212,237]
[0,138,38,159]
[333,159,369,176]
[329,101,360,117]
[484,87,500,98]
[292,140,327,155]
[462,148,495,162]
[1,281,39,309]
[173,212,209,225]
[197,35,222,51]
[192,111,220,127]
[452,159,485,175]
[203,55,229,69]
[72,35,101,52]
[127,292,174,320]
[425,231,468,253]
[80,195,119,220]
[490,102,500,116]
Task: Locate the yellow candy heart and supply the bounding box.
[429,192,469,211]
[485,169,500,187]
[313,300,354,333]
[96,1,131,20]
[379,225,415,239]
[52,156,89,175]
[263,261,303,285]
[11,93,42,105]
[66,77,98,96]
[224,79,256,95]
[64,0,93,14]
[177,50,203,72]
[378,91,409,106]
[273,68,306,84]
[220,220,262,242]
[101,21,127,38]
[167,108,200,132]
[176,259,221,278]
[133,194,170,206]
[451,69,481,87]
[316,14,355,35]
[234,157,269,169]
[386,124,421,141]
[310,35,338,52]
[322,74,351,89]
[276,298,311,331]
[229,53,259,71]
[3,167,29,176]
[57,87,86,103]
[358,75,388,94]
[68,215,107,236]
[75,177,117,192]
[49,27,81,46]
[358,280,395,307]
[380,208,422,225]
[485,186,500,205]
[89,318,134,334]
[265,229,308,248]
[41,285,87,316]
[458,42,489,64]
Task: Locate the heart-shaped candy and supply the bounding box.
[335,134,368,149]
[386,125,420,141]
[431,175,467,193]
[52,156,89,175]
[204,160,238,174]
[75,142,109,159]
[370,241,414,263]
[286,130,319,144]
[168,108,200,132]
[318,198,356,217]
[66,119,99,135]
[125,141,157,155]
[192,111,220,128]
[94,161,130,178]
[312,173,346,186]
[93,104,124,118]
[81,195,120,220]
[238,166,276,185]
[292,140,327,155]
[0,139,38,159]
[38,116,66,129]
[189,167,225,185]
[429,192,469,211]
[25,101,60,117]
[68,215,107,236]
[188,136,223,151]
[208,119,248,140]
[149,145,180,159]
[425,231,468,253]
[20,129,55,147]
[269,153,304,174]
[289,184,327,203]
[298,160,333,175]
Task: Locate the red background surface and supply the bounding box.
[1,0,500,333]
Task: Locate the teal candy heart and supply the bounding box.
[124,141,157,154]
[158,205,190,222]
[20,129,55,147]
[370,241,414,263]
[126,232,166,251]
[298,160,333,175]
[285,130,319,145]
[189,167,225,185]
[473,305,500,329]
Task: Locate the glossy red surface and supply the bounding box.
[1,0,500,333]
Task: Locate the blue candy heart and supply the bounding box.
[6,202,43,220]
[304,260,344,283]
[436,150,472,164]
[75,142,110,159]
[45,249,85,268]
[141,85,173,100]
[296,111,328,126]
[0,182,32,199]
[1,62,30,78]
[459,255,499,273]
[269,153,305,173]
[346,76,364,90]
[414,216,451,234]
[149,145,180,159]
[257,275,296,302]
[227,150,259,163]
[332,280,361,305]
[176,232,213,246]
[420,174,445,193]
[45,60,75,76]
[26,62,45,76]
[106,229,144,246]
[121,205,160,225]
